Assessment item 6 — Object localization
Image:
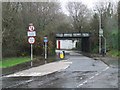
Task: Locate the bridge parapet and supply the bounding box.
[56,32,90,38]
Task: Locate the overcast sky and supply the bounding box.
[59,0,118,15]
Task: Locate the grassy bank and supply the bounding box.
[2,56,57,75]
[0,57,30,68]
[107,50,120,58]
[0,56,57,69]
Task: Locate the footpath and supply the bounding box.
[4,60,72,77]
[82,52,118,68]
[99,56,118,68]
[91,54,118,68]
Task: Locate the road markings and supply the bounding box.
[82,80,87,84]
[77,66,109,88]
[4,72,42,77]
[102,67,109,71]
[89,76,95,79]
[77,80,88,87]
[95,73,99,76]
[77,83,83,87]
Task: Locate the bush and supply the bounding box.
[3,49,17,58]
[91,46,98,53]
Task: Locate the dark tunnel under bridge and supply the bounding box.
[55,32,91,53]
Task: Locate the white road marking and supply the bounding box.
[102,67,109,71]
[25,79,33,83]
[89,76,95,79]
[77,66,109,88]
[95,73,99,76]
[77,80,88,87]
[82,80,88,84]
[77,83,83,87]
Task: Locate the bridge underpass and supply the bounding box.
[56,32,91,53]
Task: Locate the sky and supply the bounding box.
[59,0,119,15]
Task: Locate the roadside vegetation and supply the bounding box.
[108,50,120,57]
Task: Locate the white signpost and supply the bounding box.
[27,23,36,67]
[44,36,48,63]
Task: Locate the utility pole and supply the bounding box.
[94,10,106,55]
[99,13,106,55]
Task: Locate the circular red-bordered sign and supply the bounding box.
[28,37,35,44]
[29,25,35,31]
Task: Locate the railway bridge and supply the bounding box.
[55,32,91,52]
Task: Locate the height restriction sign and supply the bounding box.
[28,37,35,44]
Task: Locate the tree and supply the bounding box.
[2,2,69,57]
[89,13,99,53]
[118,1,120,51]
[94,1,118,52]
[0,2,2,60]
[66,2,89,32]
[2,2,23,57]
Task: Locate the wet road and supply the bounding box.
[2,51,118,88]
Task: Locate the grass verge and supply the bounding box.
[0,57,30,68]
[107,50,120,58]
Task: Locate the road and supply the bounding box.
[2,51,118,88]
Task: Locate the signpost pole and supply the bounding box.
[28,23,36,67]
[45,42,47,63]
[99,36,101,54]
[44,36,48,64]
[31,44,33,67]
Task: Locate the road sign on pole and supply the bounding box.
[44,37,48,43]
[27,23,36,67]
[44,36,48,63]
